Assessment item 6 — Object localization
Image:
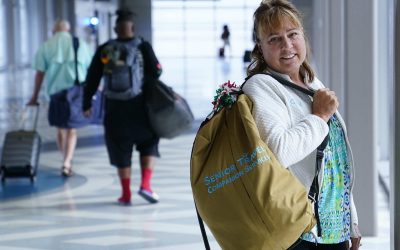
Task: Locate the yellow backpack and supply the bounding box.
[190,74,324,250]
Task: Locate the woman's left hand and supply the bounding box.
[351,223,362,249]
[350,236,362,250]
[345,223,362,250]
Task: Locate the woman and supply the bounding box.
[242,1,362,249]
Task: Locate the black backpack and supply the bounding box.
[101,37,144,100]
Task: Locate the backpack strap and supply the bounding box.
[72,36,80,85]
[243,72,315,96]
[244,72,329,237]
[195,203,211,250]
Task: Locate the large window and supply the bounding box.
[152,1,259,119]
[0,0,5,67]
[152,0,258,58]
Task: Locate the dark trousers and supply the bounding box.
[289,240,348,250]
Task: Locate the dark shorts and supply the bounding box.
[47,88,71,129]
[105,131,159,167]
[104,95,160,168]
[289,239,347,250]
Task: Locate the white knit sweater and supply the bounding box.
[242,73,359,236]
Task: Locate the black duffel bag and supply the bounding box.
[143,77,194,139]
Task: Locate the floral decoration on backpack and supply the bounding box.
[207,81,241,119]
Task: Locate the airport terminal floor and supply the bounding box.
[0,57,390,249]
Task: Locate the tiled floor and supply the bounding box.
[0,131,222,250]
[0,57,391,249]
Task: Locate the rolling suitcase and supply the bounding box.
[243,50,251,63]
[0,106,41,183]
[219,47,225,57]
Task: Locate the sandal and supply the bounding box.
[61,166,73,177]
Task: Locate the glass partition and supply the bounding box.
[152,0,258,58]
[151,0,260,119]
[0,0,5,67]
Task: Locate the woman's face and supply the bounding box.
[258,19,306,80]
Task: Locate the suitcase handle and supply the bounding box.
[20,105,40,131]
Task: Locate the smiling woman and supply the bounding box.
[248,0,313,84]
[242,0,362,249]
[258,25,306,84]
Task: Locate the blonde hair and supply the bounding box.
[53,20,70,33]
[247,0,315,82]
